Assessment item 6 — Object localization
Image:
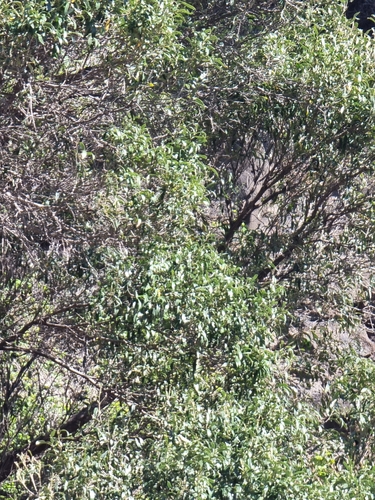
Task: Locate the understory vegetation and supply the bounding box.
[2,0,375,498]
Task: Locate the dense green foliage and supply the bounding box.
[2,0,375,498]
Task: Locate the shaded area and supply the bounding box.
[347,0,375,31]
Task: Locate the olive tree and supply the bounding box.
[2,1,375,499]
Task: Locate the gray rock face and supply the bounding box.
[290,311,375,408]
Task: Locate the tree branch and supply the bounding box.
[0,391,115,484]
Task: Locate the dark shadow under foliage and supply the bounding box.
[347,0,375,32]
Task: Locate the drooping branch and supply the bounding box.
[0,391,115,484]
